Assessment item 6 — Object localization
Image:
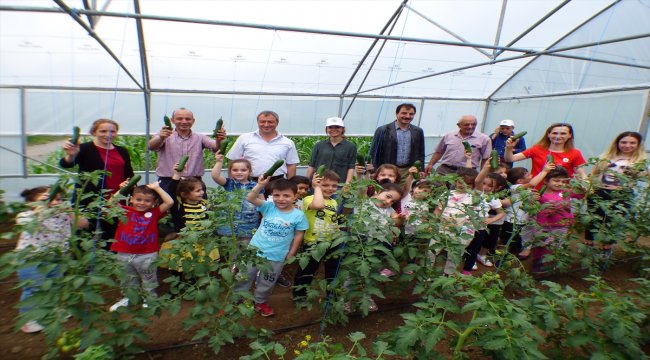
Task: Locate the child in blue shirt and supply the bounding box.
[233,177,309,317]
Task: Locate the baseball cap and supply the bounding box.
[499,119,515,127]
[325,117,345,127]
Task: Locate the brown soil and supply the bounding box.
[0,236,647,360]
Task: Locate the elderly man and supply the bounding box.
[226,110,299,181]
[305,116,357,183]
[490,119,526,167]
[425,115,492,176]
[148,107,225,194]
[369,103,425,181]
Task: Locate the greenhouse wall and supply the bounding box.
[485,90,649,162]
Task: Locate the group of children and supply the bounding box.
[12,147,603,330]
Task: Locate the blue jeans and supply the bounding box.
[17,264,61,314]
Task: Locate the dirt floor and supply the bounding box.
[0,235,647,360]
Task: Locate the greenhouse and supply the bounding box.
[0,0,649,359]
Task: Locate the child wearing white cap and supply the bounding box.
[490,119,526,166]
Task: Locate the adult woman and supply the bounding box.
[60,119,134,243]
[505,123,586,180]
[305,116,357,183]
[585,131,646,250]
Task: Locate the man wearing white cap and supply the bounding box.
[306,116,357,183]
[490,119,526,166]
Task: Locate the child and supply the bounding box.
[502,167,547,258]
[533,166,582,273]
[110,182,173,311]
[160,162,219,275]
[433,168,479,275]
[461,168,506,274]
[211,154,262,244]
[351,182,404,311]
[289,175,311,209]
[233,177,309,317]
[401,180,434,273]
[15,186,89,333]
[477,173,509,267]
[292,170,341,302]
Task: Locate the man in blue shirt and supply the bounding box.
[490,119,526,167]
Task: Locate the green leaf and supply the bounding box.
[348,331,366,342]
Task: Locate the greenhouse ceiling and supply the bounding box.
[0,0,649,100]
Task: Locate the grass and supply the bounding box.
[27,135,69,146]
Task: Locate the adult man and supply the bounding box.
[305,116,357,183]
[226,110,299,181]
[490,119,526,167]
[148,107,225,194]
[425,115,492,176]
[369,103,425,181]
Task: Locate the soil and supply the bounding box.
[0,235,647,360]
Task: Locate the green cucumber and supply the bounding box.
[356,153,366,167]
[48,180,64,202]
[539,185,547,196]
[491,150,499,169]
[164,115,172,129]
[220,139,229,154]
[119,175,141,196]
[413,160,422,180]
[511,131,527,140]
[316,165,326,177]
[71,126,81,145]
[547,154,555,164]
[264,160,284,178]
[463,141,472,153]
[176,155,189,172]
[214,117,223,138]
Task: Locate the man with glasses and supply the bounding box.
[490,119,526,167]
[425,115,492,176]
[305,116,357,183]
[369,103,425,183]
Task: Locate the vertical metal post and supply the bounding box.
[20,88,27,178]
[639,91,650,151]
[416,98,425,127]
[134,0,152,182]
[480,99,491,134]
[337,96,344,117]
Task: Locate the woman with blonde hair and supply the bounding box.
[585,131,646,253]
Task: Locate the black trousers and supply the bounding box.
[292,244,341,299]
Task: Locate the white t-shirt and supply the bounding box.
[504,184,530,224]
[401,193,430,235]
[226,130,300,177]
[16,210,72,251]
[477,195,503,230]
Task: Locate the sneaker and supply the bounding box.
[472,264,478,271]
[276,273,291,287]
[460,270,472,276]
[21,321,44,333]
[142,302,149,309]
[109,297,129,312]
[254,302,275,317]
[477,255,494,267]
[367,297,378,312]
[380,268,395,277]
[517,248,531,260]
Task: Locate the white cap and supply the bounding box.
[499,119,515,127]
[325,117,345,127]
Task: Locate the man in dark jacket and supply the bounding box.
[369,103,425,182]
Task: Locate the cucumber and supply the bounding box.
[316,165,326,177]
[463,141,472,153]
[164,115,172,129]
[219,139,229,154]
[48,180,64,202]
[538,185,547,196]
[491,150,499,169]
[176,155,189,172]
[71,126,81,145]
[263,160,284,178]
[356,153,366,167]
[119,175,142,196]
[547,154,555,164]
[413,160,422,180]
[214,117,223,138]
[511,131,527,140]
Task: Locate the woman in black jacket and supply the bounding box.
[60,119,134,246]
